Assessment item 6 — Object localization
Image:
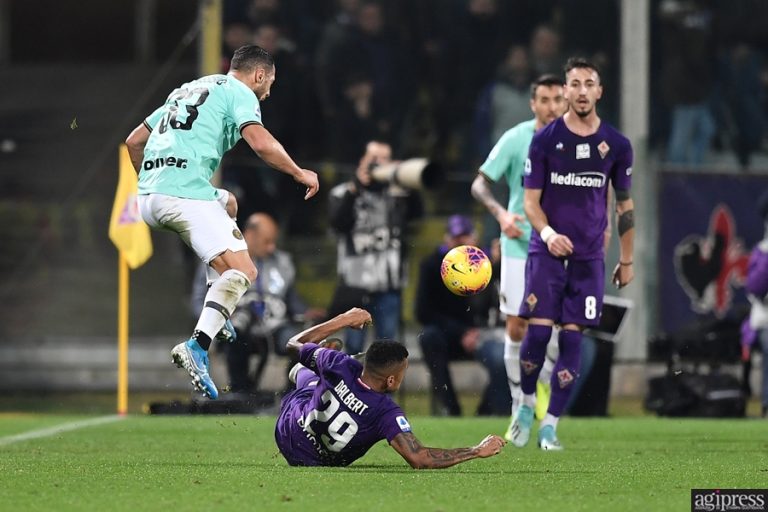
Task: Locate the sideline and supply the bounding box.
[0,415,125,447]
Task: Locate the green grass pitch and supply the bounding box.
[1,414,766,511]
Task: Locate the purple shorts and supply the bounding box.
[518,253,605,326]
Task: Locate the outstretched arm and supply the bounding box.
[241,124,319,200]
[390,432,505,470]
[285,308,371,356]
[125,123,151,173]
[471,173,523,239]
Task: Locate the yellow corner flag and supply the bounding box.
[109,145,152,268]
[110,144,152,415]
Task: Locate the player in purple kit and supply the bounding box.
[508,57,635,450]
[275,307,506,468]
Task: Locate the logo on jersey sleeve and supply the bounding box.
[524,158,532,176]
[626,167,633,176]
[254,103,261,117]
[395,415,411,432]
[597,141,610,159]
[576,143,590,159]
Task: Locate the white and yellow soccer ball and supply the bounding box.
[440,245,493,296]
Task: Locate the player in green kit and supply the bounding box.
[125,45,319,399]
[471,75,566,440]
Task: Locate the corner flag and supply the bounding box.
[110,144,152,415]
[109,145,152,268]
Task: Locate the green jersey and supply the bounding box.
[478,118,536,259]
[138,74,263,201]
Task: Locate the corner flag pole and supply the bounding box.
[110,144,153,416]
[118,252,129,415]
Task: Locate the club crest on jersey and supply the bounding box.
[576,143,590,159]
[396,416,411,432]
[555,142,564,151]
[526,293,538,312]
[626,167,633,176]
[557,369,575,388]
[232,228,243,240]
[521,359,539,375]
[598,141,610,159]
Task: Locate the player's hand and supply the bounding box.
[297,169,319,200]
[474,434,506,458]
[498,211,525,239]
[546,233,574,257]
[612,261,634,289]
[343,308,373,329]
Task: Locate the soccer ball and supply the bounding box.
[440,245,493,296]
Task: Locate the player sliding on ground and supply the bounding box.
[275,308,506,468]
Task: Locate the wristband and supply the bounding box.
[540,225,556,244]
[619,261,633,266]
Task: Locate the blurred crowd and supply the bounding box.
[654,0,768,169]
[217,0,768,177]
[219,0,620,172]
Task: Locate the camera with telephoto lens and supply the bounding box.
[368,158,442,190]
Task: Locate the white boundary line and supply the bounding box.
[0,415,125,447]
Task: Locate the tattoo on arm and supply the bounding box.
[400,432,422,453]
[395,433,477,469]
[618,209,634,236]
[472,174,503,215]
[424,447,476,465]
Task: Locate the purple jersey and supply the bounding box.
[746,243,768,299]
[275,343,411,466]
[524,117,633,260]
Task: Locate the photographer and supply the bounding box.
[328,141,424,354]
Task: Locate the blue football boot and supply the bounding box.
[509,404,534,448]
[171,339,218,399]
[537,425,564,451]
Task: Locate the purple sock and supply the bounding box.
[548,329,582,417]
[520,324,552,395]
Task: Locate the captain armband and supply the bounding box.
[618,209,635,236]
